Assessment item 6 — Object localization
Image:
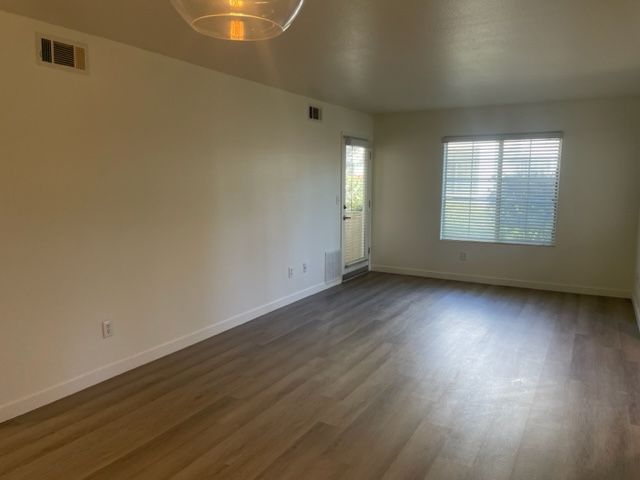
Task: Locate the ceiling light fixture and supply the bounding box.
[170,0,305,41]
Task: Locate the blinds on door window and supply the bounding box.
[441,133,562,246]
[344,138,370,266]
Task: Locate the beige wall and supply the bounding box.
[373,98,640,297]
[0,12,372,420]
[635,203,640,319]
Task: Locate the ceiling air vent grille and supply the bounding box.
[37,34,88,72]
[308,105,322,121]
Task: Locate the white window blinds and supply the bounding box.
[441,133,562,246]
[344,138,370,266]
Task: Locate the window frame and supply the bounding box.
[439,132,563,247]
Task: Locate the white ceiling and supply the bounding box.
[2,0,640,113]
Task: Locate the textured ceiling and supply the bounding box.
[2,0,640,113]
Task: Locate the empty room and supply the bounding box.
[1,1,640,479]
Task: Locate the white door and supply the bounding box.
[342,137,372,274]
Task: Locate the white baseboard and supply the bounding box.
[0,280,341,424]
[372,264,631,299]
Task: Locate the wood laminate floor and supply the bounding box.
[2,273,640,479]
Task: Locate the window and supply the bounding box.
[440,133,562,246]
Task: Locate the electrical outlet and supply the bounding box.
[288,267,294,279]
[303,263,308,274]
[459,252,467,262]
[102,320,114,339]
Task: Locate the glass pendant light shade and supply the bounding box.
[170,0,305,41]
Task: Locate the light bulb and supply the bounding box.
[229,20,246,41]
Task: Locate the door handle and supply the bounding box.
[343,216,352,220]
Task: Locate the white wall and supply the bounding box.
[0,11,372,421]
[373,98,640,297]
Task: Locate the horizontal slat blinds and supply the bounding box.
[441,140,500,242]
[498,138,562,245]
[441,134,562,246]
[344,143,369,266]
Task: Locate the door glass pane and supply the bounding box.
[344,144,369,266]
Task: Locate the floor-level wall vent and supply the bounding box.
[325,250,342,284]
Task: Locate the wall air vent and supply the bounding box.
[325,250,342,284]
[308,105,322,121]
[37,34,88,73]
